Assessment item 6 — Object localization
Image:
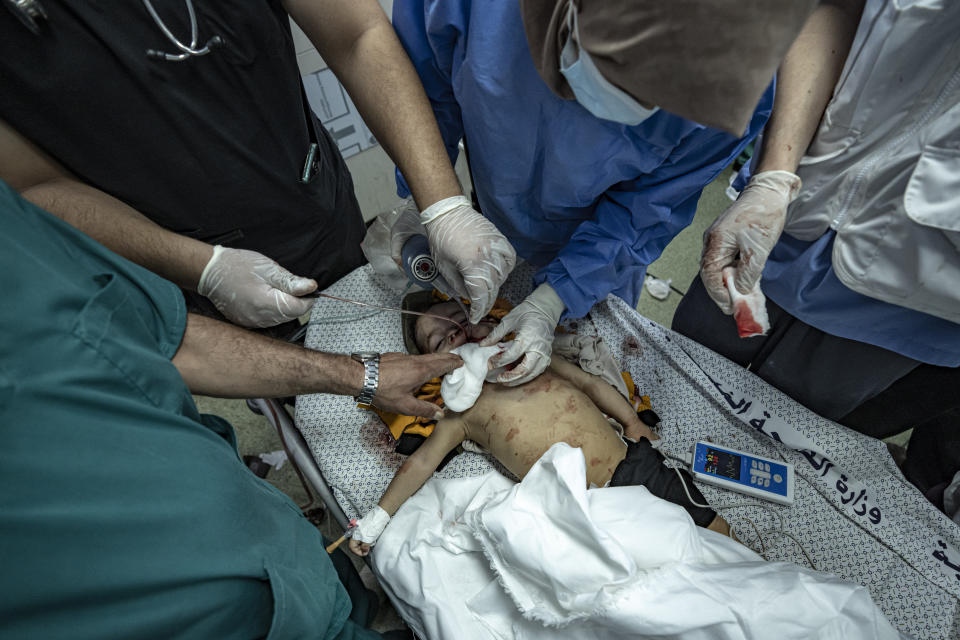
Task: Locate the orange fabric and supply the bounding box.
[620,371,653,414]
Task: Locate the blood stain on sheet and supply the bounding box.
[623,336,641,353]
[360,423,398,458]
[565,396,577,413]
[505,427,519,441]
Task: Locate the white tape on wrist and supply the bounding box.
[419,195,471,224]
[353,505,391,544]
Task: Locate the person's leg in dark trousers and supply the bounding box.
[324,537,379,627]
[843,366,960,497]
[672,275,920,421]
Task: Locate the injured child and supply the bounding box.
[350,297,730,555]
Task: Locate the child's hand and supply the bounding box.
[349,539,372,557]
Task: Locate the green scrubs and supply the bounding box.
[0,181,379,640]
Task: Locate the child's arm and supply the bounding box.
[350,416,467,556]
[548,357,658,442]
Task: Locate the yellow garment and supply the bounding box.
[620,371,653,414]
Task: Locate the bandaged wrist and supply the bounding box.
[353,505,391,544]
[420,195,471,224]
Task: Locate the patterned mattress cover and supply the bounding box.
[297,264,960,639]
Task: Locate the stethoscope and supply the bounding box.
[3,0,222,61]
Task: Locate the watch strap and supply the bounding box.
[353,353,380,407]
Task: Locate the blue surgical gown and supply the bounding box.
[394,0,773,318]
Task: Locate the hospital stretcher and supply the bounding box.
[285,263,960,639]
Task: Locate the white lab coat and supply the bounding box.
[783,0,960,324]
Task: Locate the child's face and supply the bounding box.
[415,302,497,353]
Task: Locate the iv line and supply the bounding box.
[310,291,468,335]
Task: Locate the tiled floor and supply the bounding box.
[634,167,734,327]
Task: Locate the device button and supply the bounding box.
[750,476,757,484]
[751,460,757,469]
[763,463,770,471]
[763,479,770,488]
[773,473,783,483]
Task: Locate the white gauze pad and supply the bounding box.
[722,266,770,338]
[442,343,504,412]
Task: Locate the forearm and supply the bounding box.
[377,418,464,514]
[22,178,212,290]
[173,313,362,398]
[755,0,864,173]
[549,359,648,437]
[286,0,462,208]
[377,456,437,516]
[585,380,651,437]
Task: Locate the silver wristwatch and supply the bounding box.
[351,352,380,407]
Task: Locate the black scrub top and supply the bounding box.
[0,0,365,287]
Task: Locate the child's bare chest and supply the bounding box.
[461,372,626,484]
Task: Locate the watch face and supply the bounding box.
[351,352,378,362]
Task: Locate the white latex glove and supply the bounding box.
[480,283,564,386]
[700,170,801,314]
[197,245,317,328]
[421,196,516,323]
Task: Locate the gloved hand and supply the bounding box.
[480,283,564,386]
[421,195,516,323]
[197,245,317,328]
[700,170,801,314]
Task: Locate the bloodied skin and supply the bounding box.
[415,302,658,487]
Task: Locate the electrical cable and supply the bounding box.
[660,446,816,569]
[306,289,467,334]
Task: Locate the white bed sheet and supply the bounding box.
[296,264,960,639]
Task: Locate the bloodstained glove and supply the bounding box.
[421,196,516,324]
[700,170,801,314]
[480,283,564,386]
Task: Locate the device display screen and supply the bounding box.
[704,448,741,480]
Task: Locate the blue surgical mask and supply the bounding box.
[558,3,659,126]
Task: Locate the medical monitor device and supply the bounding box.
[689,441,794,506]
